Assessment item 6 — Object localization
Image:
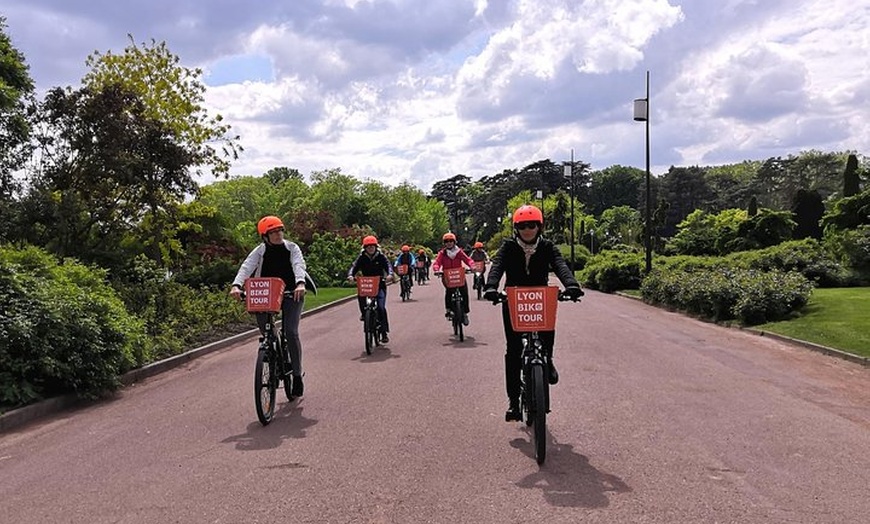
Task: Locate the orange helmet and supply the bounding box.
[418,248,425,254]
[473,241,484,249]
[442,232,456,242]
[257,216,284,235]
[362,235,378,247]
[512,204,543,225]
[401,245,410,252]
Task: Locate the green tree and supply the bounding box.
[588,165,644,216]
[26,84,196,269]
[82,35,240,177]
[791,189,824,240]
[0,17,35,241]
[844,154,860,197]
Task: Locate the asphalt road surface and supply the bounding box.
[2,278,870,523]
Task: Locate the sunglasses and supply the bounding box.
[444,240,455,244]
[515,222,539,230]
[267,227,285,234]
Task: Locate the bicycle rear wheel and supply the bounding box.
[532,364,547,464]
[254,348,276,425]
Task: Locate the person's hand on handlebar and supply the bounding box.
[483,288,501,303]
[230,285,243,301]
[562,286,584,301]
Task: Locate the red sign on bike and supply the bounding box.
[245,277,286,313]
[473,261,485,273]
[506,286,558,332]
[356,276,381,297]
[442,267,466,288]
[396,264,408,276]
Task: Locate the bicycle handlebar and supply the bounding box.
[237,290,294,300]
[489,289,582,305]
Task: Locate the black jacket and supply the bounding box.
[484,237,579,290]
[348,250,393,290]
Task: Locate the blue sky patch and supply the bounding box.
[204,53,274,86]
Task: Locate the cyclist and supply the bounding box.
[469,241,489,290]
[432,232,474,325]
[394,245,417,290]
[483,204,583,422]
[347,235,393,343]
[230,215,313,398]
[418,248,431,283]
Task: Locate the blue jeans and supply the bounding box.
[357,288,389,334]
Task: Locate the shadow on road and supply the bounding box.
[351,346,401,363]
[439,335,490,349]
[221,403,318,451]
[511,435,631,508]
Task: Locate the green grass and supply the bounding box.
[303,286,357,311]
[757,288,870,357]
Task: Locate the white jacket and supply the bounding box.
[231,240,312,292]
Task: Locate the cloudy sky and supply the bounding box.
[2,0,868,191]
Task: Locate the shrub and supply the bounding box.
[0,245,146,407]
[577,251,643,292]
[641,266,813,325]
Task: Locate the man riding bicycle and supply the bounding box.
[230,215,313,399]
[347,235,393,344]
[483,205,583,422]
[432,232,474,325]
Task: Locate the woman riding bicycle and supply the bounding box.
[432,232,474,325]
[347,235,393,343]
[230,215,313,398]
[394,245,417,290]
[483,205,583,421]
[469,241,489,290]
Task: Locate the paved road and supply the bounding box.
[2,279,870,523]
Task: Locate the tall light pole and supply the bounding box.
[634,70,653,273]
[565,149,576,269]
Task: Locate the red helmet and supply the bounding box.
[401,245,410,252]
[512,204,543,225]
[442,232,456,242]
[473,241,484,249]
[362,235,378,247]
[257,216,284,235]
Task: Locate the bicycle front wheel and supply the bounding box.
[453,297,464,341]
[532,364,547,464]
[254,349,276,425]
[364,309,375,355]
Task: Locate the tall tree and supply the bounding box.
[658,166,713,237]
[430,174,471,234]
[791,189,824,240]
[0,17,35,240]
[26,84,196,268]
[588,165,644,216]
[82,36,240,178]
[844,154,860,197]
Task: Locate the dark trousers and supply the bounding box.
[443,284,470,314]
[357,288,390,334]
[256,296,304,376]
[500,302,555,402]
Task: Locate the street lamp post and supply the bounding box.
[634,70,653,273]
[565,149,576,269]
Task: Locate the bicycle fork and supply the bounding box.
[522,337,550,414]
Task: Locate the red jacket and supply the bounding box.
[432,248,473,271]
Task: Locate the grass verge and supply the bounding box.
[756,287,870,357]
[304,286,357,311]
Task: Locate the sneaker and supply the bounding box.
[548,361,559,385]
[291,375,304,397]
[505,400,522,422]
[381,333,390,343]
[462,314,469,326]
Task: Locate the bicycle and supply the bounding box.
[436,267,468,342]
[241,277,295,426]
[472,261,486,300]
[492,286,579,464]
[396,264,412,302]
[355,275,382,355]
[415,260,426,285]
